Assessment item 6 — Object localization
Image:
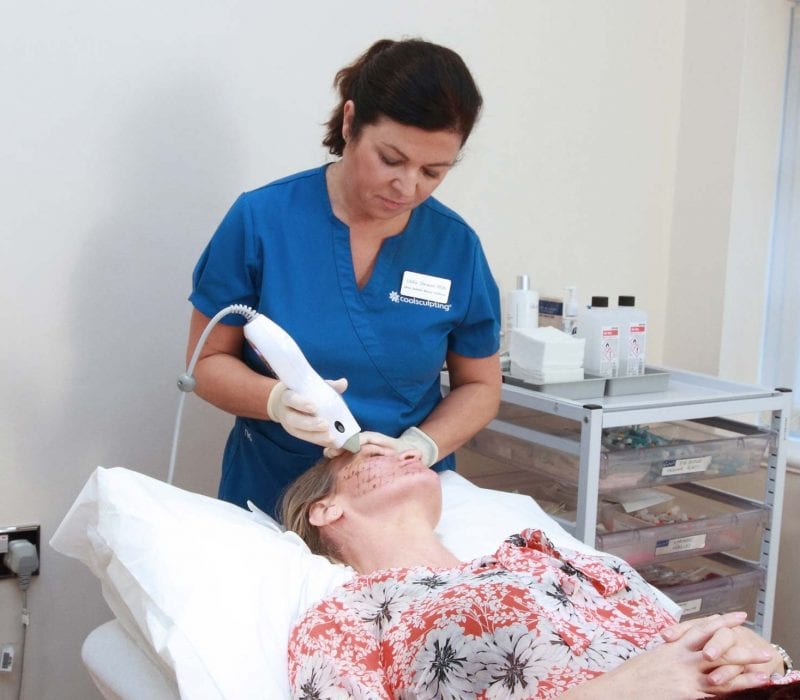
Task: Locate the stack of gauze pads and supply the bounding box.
[509,326,586,385]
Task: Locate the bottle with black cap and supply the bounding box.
[616,295,647,377]
[576,296,620,378]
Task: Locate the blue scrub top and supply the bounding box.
[190,166,500,517]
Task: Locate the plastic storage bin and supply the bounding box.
[464,417,773,493]
[596,484,766,566]
[637,554,763,619]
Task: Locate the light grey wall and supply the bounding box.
[0,2,792,698]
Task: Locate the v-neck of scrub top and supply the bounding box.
[335,220,410,298]
[324,176,421,405]
[325,194,410,299]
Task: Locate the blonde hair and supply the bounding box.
[279,458,340,560]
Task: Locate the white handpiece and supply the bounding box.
[243,314,361,453]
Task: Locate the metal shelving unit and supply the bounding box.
[446,367,792,637]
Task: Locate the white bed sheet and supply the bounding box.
[83,620,178,700]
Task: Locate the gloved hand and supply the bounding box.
[267,378,348,447]
[327,427,439,466]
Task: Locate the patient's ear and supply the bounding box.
[308,500,343,527]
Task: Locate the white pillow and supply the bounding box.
[437,469,602,558]
[51,467,679,700]
[51,467,352,700]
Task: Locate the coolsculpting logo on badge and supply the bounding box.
[388,290,452,312]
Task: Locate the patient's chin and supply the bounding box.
[350,466,442,519]
[341,454,437,498]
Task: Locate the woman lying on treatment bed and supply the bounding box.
[282,443,798,699]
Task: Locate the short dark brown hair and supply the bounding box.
[323,38,483,156]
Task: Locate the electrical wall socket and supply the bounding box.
[0,525,40,579]
[0,644,14,673]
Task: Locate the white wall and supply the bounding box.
[0,2,791,698]
[664,0,790,380]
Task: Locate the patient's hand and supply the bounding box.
[660,612,784,689]
[560,612,776,699]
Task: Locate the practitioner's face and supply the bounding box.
[340,102,461,221]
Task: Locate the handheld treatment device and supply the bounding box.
[242,313,361,453]
[169,304,360,484]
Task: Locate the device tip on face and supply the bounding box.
[342,433,362,454]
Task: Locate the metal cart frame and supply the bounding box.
[447,367,792,637]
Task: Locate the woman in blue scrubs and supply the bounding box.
[187,38,502,518]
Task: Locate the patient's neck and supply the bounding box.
[337,516,462,574]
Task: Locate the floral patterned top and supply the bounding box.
[288,529,678,699]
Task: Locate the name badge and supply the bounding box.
[400,271,451,304]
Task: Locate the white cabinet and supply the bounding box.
[447,367,792,637]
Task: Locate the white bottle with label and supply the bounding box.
[616,295,647,376]
[576,296,620,377]
[506,274,539,332]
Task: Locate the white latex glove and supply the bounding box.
[338,427,439,467]
[267,378,348,447]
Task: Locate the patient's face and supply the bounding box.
[328,444,441,520]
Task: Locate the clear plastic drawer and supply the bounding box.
[596,484,766,567]
[464,417,772,492]
[637,554,763,619]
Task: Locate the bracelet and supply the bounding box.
[771,643,794,675]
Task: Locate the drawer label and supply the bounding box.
[679,598,703,615]
[660,456,712,476]
[655,534,707,556]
